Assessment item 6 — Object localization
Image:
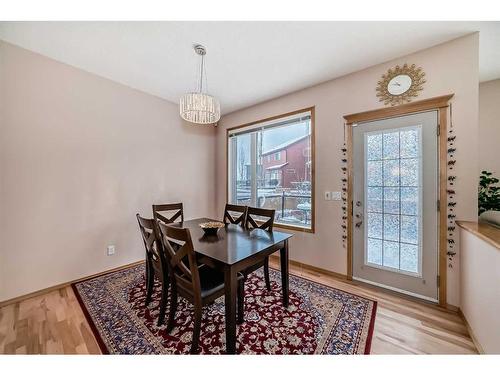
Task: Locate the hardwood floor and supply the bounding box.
[0,260,478,354]
[0,286,100,354]
[269,258,477,354]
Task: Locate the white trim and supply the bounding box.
[353,276,438,303]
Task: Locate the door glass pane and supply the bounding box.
[383,131,399,159]
[367,213,383,239]
[401,158,419,186]
[367,187,383,212]
[383,187,400,214]
[400,129,419,158]
[367,133,383,160]
[383,241,399,269]
[364,126,422,275]
[367,160,382,186]
[401,187,419,215]
[400,244,419,273]
[383,214,400,241]
[383,159,399,186]
[401,215,419,244]
[367,238,382,265]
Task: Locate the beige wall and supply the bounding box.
[0,41,216,301]
[215,34,479,306]
[459,228,500,353]
[479,79,500,176]
[0,34,481,306]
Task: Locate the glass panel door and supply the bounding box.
[365,126,422,276]
[352,111,438,301]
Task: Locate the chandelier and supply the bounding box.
[179,44,221,125]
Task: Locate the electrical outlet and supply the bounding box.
[324,191,332,200]
[107,245,115,256]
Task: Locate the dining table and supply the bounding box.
[168,217,293,354]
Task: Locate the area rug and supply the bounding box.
[72,264,376,354]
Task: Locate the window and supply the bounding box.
[227,108,314,232]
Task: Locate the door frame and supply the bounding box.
[343,94,454,307]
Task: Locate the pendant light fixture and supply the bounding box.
[179,44,221,125]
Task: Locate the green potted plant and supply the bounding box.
[478,170,500,215]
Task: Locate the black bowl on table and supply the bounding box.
[199,221,225,236]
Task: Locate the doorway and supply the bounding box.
[351,111,439,301]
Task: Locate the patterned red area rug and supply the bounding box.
[73,264,376,354]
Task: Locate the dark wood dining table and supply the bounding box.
[168,217,293,354]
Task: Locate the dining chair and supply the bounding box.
[223,203,247,226]
[136,214,170,326]
[242,207,276,291]
[157,221,245,354]
[152,202,184,225]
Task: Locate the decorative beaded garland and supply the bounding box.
[446,104,457,268]
[341,123,348,248]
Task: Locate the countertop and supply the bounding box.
[456,220,500,250]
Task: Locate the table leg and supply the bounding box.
[224,265,237,354]
[280,239,289,308]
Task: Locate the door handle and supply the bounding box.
[355,212,363,228]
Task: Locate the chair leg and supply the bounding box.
[157,279,169,326]
[190,302,202,354]
[263,257,271,291]
[166,283,178,333]
[237,278,245,324]
[145,263,154,307]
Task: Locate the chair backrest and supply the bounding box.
[157,221,201,295]
[245,207,275,232]
[136,214,166,268]
[223,204,247,226]
[152,203,184,225]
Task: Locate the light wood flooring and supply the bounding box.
[0,260,478,354]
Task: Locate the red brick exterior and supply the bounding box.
[261,136,311,188]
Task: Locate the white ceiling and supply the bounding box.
[0,22,499,114]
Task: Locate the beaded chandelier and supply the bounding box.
[179,44,220,125]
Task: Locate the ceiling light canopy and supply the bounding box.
[179,44,221,125]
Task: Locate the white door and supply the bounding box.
[352,111,439,301]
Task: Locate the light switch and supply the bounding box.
[331,191,342,201]
[324,191,332,200]
[107,245,116,256]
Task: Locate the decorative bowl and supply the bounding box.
[199,221,225,235]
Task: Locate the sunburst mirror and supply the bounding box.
[376,63,426,106]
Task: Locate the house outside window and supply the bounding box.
[227,107,315,232]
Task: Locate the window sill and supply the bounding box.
[273,222,315,234]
